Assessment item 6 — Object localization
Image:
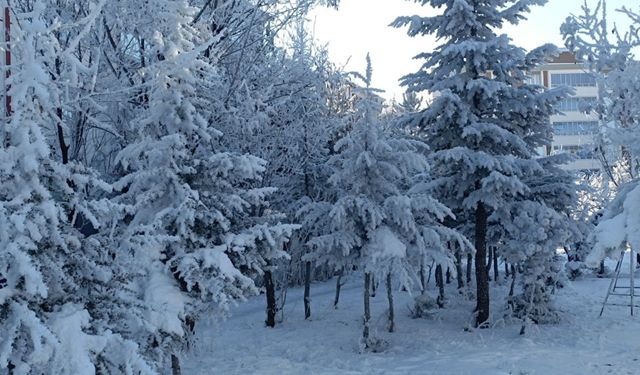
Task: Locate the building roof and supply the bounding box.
[550,51,579,64]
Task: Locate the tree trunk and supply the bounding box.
[427,261,434,285]
[264,270,276,327]
[436,264,445,307]
[363,272,371,342]
[455,251,464,290]
[371,275,376,297]
[509,264,517,297]
[446,267,451,284]
[520,284,537,336]
[474,202,490,327]
[565,246,574,262]
[466,253,473,284]
[334,269,343,309]
[505,262,509,279]
[54,57,69,165]
[485,245,493,280]
[386,273,394,333]
[599,260,606,276]
[304,261,312,320]
[171,354,181,375]
[419,262,426,293]
[493,247,499,282]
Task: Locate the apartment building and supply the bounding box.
[530,51,600,170]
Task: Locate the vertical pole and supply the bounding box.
[3,3,10,119]
[631,246,635,316]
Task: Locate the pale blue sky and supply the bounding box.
[309,0,633,100]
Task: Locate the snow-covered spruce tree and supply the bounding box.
[0,3,147,374]
[392,0,568,327]
[107,0,297,371]
[297,68,357,311]
[309,56,465,349]
[493,201,572,331]
[243,23,342,321]
[492,153,578,331]
[200,10,349,322]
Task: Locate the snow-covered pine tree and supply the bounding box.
[392,0,567,327]
[308,56,465,349]
[493,153,578,331]
[0,3,145,374]
[106,0,298,371]
[241,23,341,321]
[199,11,351,321]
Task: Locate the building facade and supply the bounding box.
[530,51,600,170]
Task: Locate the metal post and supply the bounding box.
[600,250,624,317]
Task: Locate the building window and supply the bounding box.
[552,144,595,159]
[552,121,598,135]
[550,73,596,87]
[557,97,597,112]
[525,73,542,85]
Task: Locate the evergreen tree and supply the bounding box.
[308,56,465,349]
[108,0,297,369]
[0,3,145,373]
[493,154,577,330]
[392,0,566,327]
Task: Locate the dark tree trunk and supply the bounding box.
[466,253,473,284]
[171,354,181,375]
[304,261,312,320]
[509,264,517,297]
[599,260,606,276]
[485,245,493,280]
[56,110,69,164]
[386,273,394,333]
[264,270,277,327]
[54,57,69,165]
[505,262,510,279]
[371,275,377,297]
[436,264,445,308]
[419,262,427,293]
[474,202,490,327]
[363,272,371,342]
[565,246,575,262]
[334,269,343,309]
[455,251,464,290]
[446,267,451,284]
[493,247,499,282]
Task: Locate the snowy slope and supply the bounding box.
[185,262,640,375]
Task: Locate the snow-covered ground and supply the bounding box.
[185,260,640,375]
